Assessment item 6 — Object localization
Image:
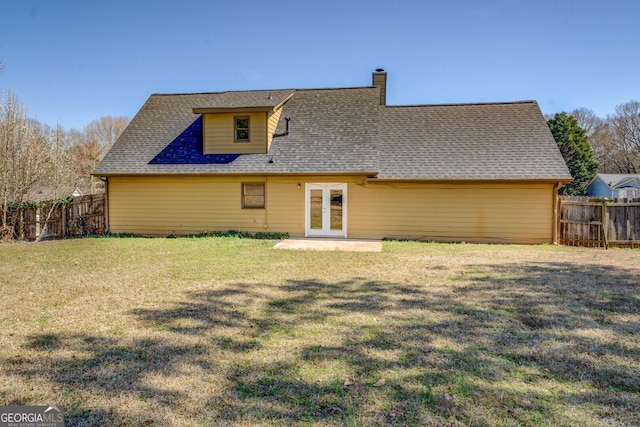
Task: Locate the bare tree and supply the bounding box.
[571,102,640,174]
[84,116,129,157]
[589,120,618,173]
[0,88,129,239]
[35,123,75,241]
[68,116,128,193]
[0,90,79,239]
[610,101,640,173]
[67,129,99,193]
[0,89,50,235]
[570,108,601,136]
[570,109,616,173]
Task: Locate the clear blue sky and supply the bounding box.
[1,0,639,130]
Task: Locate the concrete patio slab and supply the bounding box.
[273,238,383,252]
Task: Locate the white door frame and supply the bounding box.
[305,183,347,237]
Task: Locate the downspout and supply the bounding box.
[264,176,269,231]
[552,181,562,244]
[101,177,109,233]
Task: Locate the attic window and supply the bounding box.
[235,116,250,142]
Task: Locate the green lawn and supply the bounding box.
[0,237,639,426]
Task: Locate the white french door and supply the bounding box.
[305,183,347,237]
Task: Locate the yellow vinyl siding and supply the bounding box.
[348,182,554,243]
[108,176,555,243]
[109,175,309,236]
[262,177,305,236]
[267,108,283,151]
[203,112,267,154]
[109,176,267,235]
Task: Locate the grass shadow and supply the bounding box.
[2,260,639,425]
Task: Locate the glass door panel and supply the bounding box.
[330,190,343,231]
[310,189,323,230]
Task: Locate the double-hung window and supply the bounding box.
[235,117,250,142]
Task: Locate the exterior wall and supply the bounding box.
[267,108,283,151]
[616,187,640,198]
[107,176,556,243]
[203,112,267,154]
[349,181,555,244]
[587,177,612,198]
[108,175,295,236]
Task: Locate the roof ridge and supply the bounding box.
[148,86,378,97]
[386,100,537,108]
[295,86,376,92]
[149,88,296,97]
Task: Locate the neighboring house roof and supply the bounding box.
[94,83,572,181]
[591,174,640,189]
[616,176,640,189]
[25,187,81,202]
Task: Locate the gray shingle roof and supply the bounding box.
[192,89,293,111]
[594,174,640,189]
[94,85,571,181]
[378,101,571,180]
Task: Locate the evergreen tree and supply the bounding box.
[548,112,599,195]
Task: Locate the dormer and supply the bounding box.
[193,90,294,155]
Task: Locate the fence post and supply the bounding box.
[19,207,24,240]
[62,201,67,237]
[554,195,560,245]
[601,199,609,249]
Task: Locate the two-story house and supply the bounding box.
[93,70,572,243]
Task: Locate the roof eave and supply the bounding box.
[192,92,294,114]
[92,170,379,178]
[368,177,574,184]
[193,106,275,114]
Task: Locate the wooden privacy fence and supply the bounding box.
[1,194,105,241]
[558,196,640,248]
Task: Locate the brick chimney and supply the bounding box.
[372,68,387,105]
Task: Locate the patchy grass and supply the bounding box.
[0,238,639,426]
